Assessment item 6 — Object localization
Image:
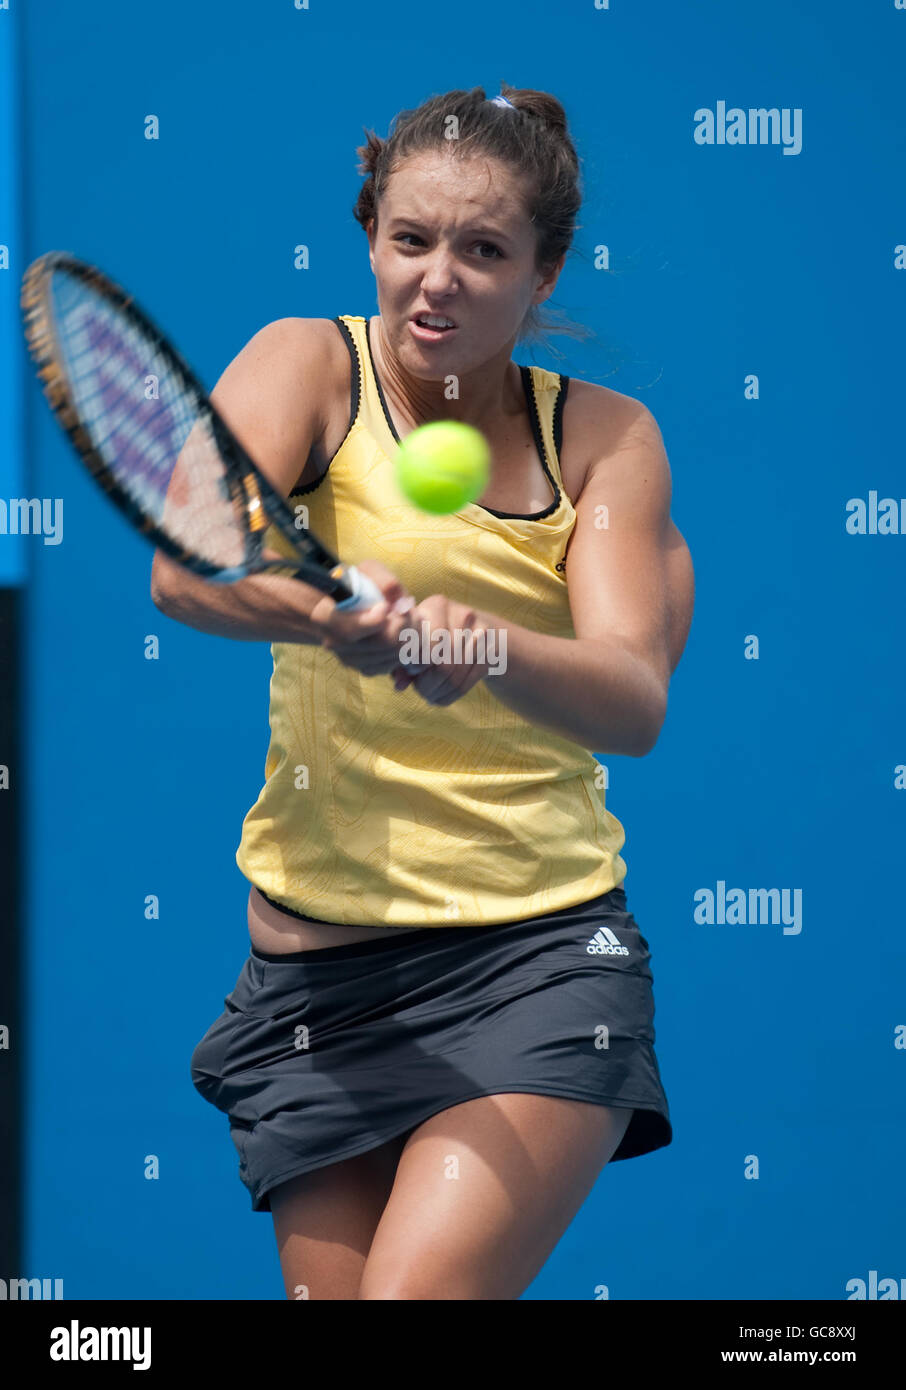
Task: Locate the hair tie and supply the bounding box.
[489,95,516,109]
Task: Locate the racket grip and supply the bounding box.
[333,566,384,612]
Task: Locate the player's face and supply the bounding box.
[367,151,559,372]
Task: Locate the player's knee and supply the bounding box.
[358,1278,445,1300]
[358,1265,487,1301]
[358,1262,426,1300]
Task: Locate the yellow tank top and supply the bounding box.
[235,315,628,926]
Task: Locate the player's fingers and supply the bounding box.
[411,665,454,703]
[324,616,417,666]
[408,630,487,703]
[313,594,391,641]
[355,558,416,611]
[316,589,418,646]
[327,626,401,654]
[328,648,405,675]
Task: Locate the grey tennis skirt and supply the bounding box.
[190,885,672,1212]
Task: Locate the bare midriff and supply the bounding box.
[247,885,425,953]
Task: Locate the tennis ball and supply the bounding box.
[394,420,490,515]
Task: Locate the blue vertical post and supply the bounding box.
[0,0,23,585]
[0,0,24,1277]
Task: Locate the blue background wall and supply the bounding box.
[1,0,22,583]
[10,0,905,1299]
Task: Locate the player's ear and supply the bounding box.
[533,252,566,305]
[365,217,374,267]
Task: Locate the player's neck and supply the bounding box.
[371,315,522,433]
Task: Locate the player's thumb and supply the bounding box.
[309,558,415,637]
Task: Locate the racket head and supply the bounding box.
[20,252,342,589]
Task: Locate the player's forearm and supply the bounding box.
[150,552,324,644]
[475,610,665,757]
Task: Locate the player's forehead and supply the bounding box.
[382,151,528,233]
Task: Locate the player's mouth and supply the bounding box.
[409,312,459,343]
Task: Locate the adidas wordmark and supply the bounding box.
[586,927,629,957]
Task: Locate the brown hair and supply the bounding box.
[353,84,593,356]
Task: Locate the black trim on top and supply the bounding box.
[288,315,571,521]
[288,317,363,500]
[363,317,566,522]
[478,366,563,521]
[333,315,361,436]
[553,372,569,461]
[362,316,401,450]
[257,888,338,925]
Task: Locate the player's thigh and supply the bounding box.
[358,1093,633,1301]
[269,1132,410,1301]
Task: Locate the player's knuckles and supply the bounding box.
[412,668,443,697]
[410,594,446,621]
[328,615,387,644]
[419,668,465,703]
[355,557,399,587]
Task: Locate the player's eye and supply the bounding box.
[393,234,503,260]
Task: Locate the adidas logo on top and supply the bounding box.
[586,926,629,957]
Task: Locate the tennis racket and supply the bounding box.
[19,251,383,611]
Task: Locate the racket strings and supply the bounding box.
[48,271,248,570]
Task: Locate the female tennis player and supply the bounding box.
[153,84,694,1301]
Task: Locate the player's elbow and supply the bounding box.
[630,692,668,758]
[631,728,659,759]
[150,550,183,615]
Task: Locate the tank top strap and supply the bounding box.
[331,314,407,451]
[523,362,570,494]
[332,315,570,505]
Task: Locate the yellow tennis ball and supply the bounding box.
[394,420,490,515]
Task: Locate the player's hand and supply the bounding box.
[310,558,418,677]
[390,594,490,706]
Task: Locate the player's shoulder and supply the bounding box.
[248,315,345,362]
[562,377,663,494]
[214,316,346,405]
[564,375,655,436]
[234,316,349,405]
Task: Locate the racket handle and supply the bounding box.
[332,565,384,612]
